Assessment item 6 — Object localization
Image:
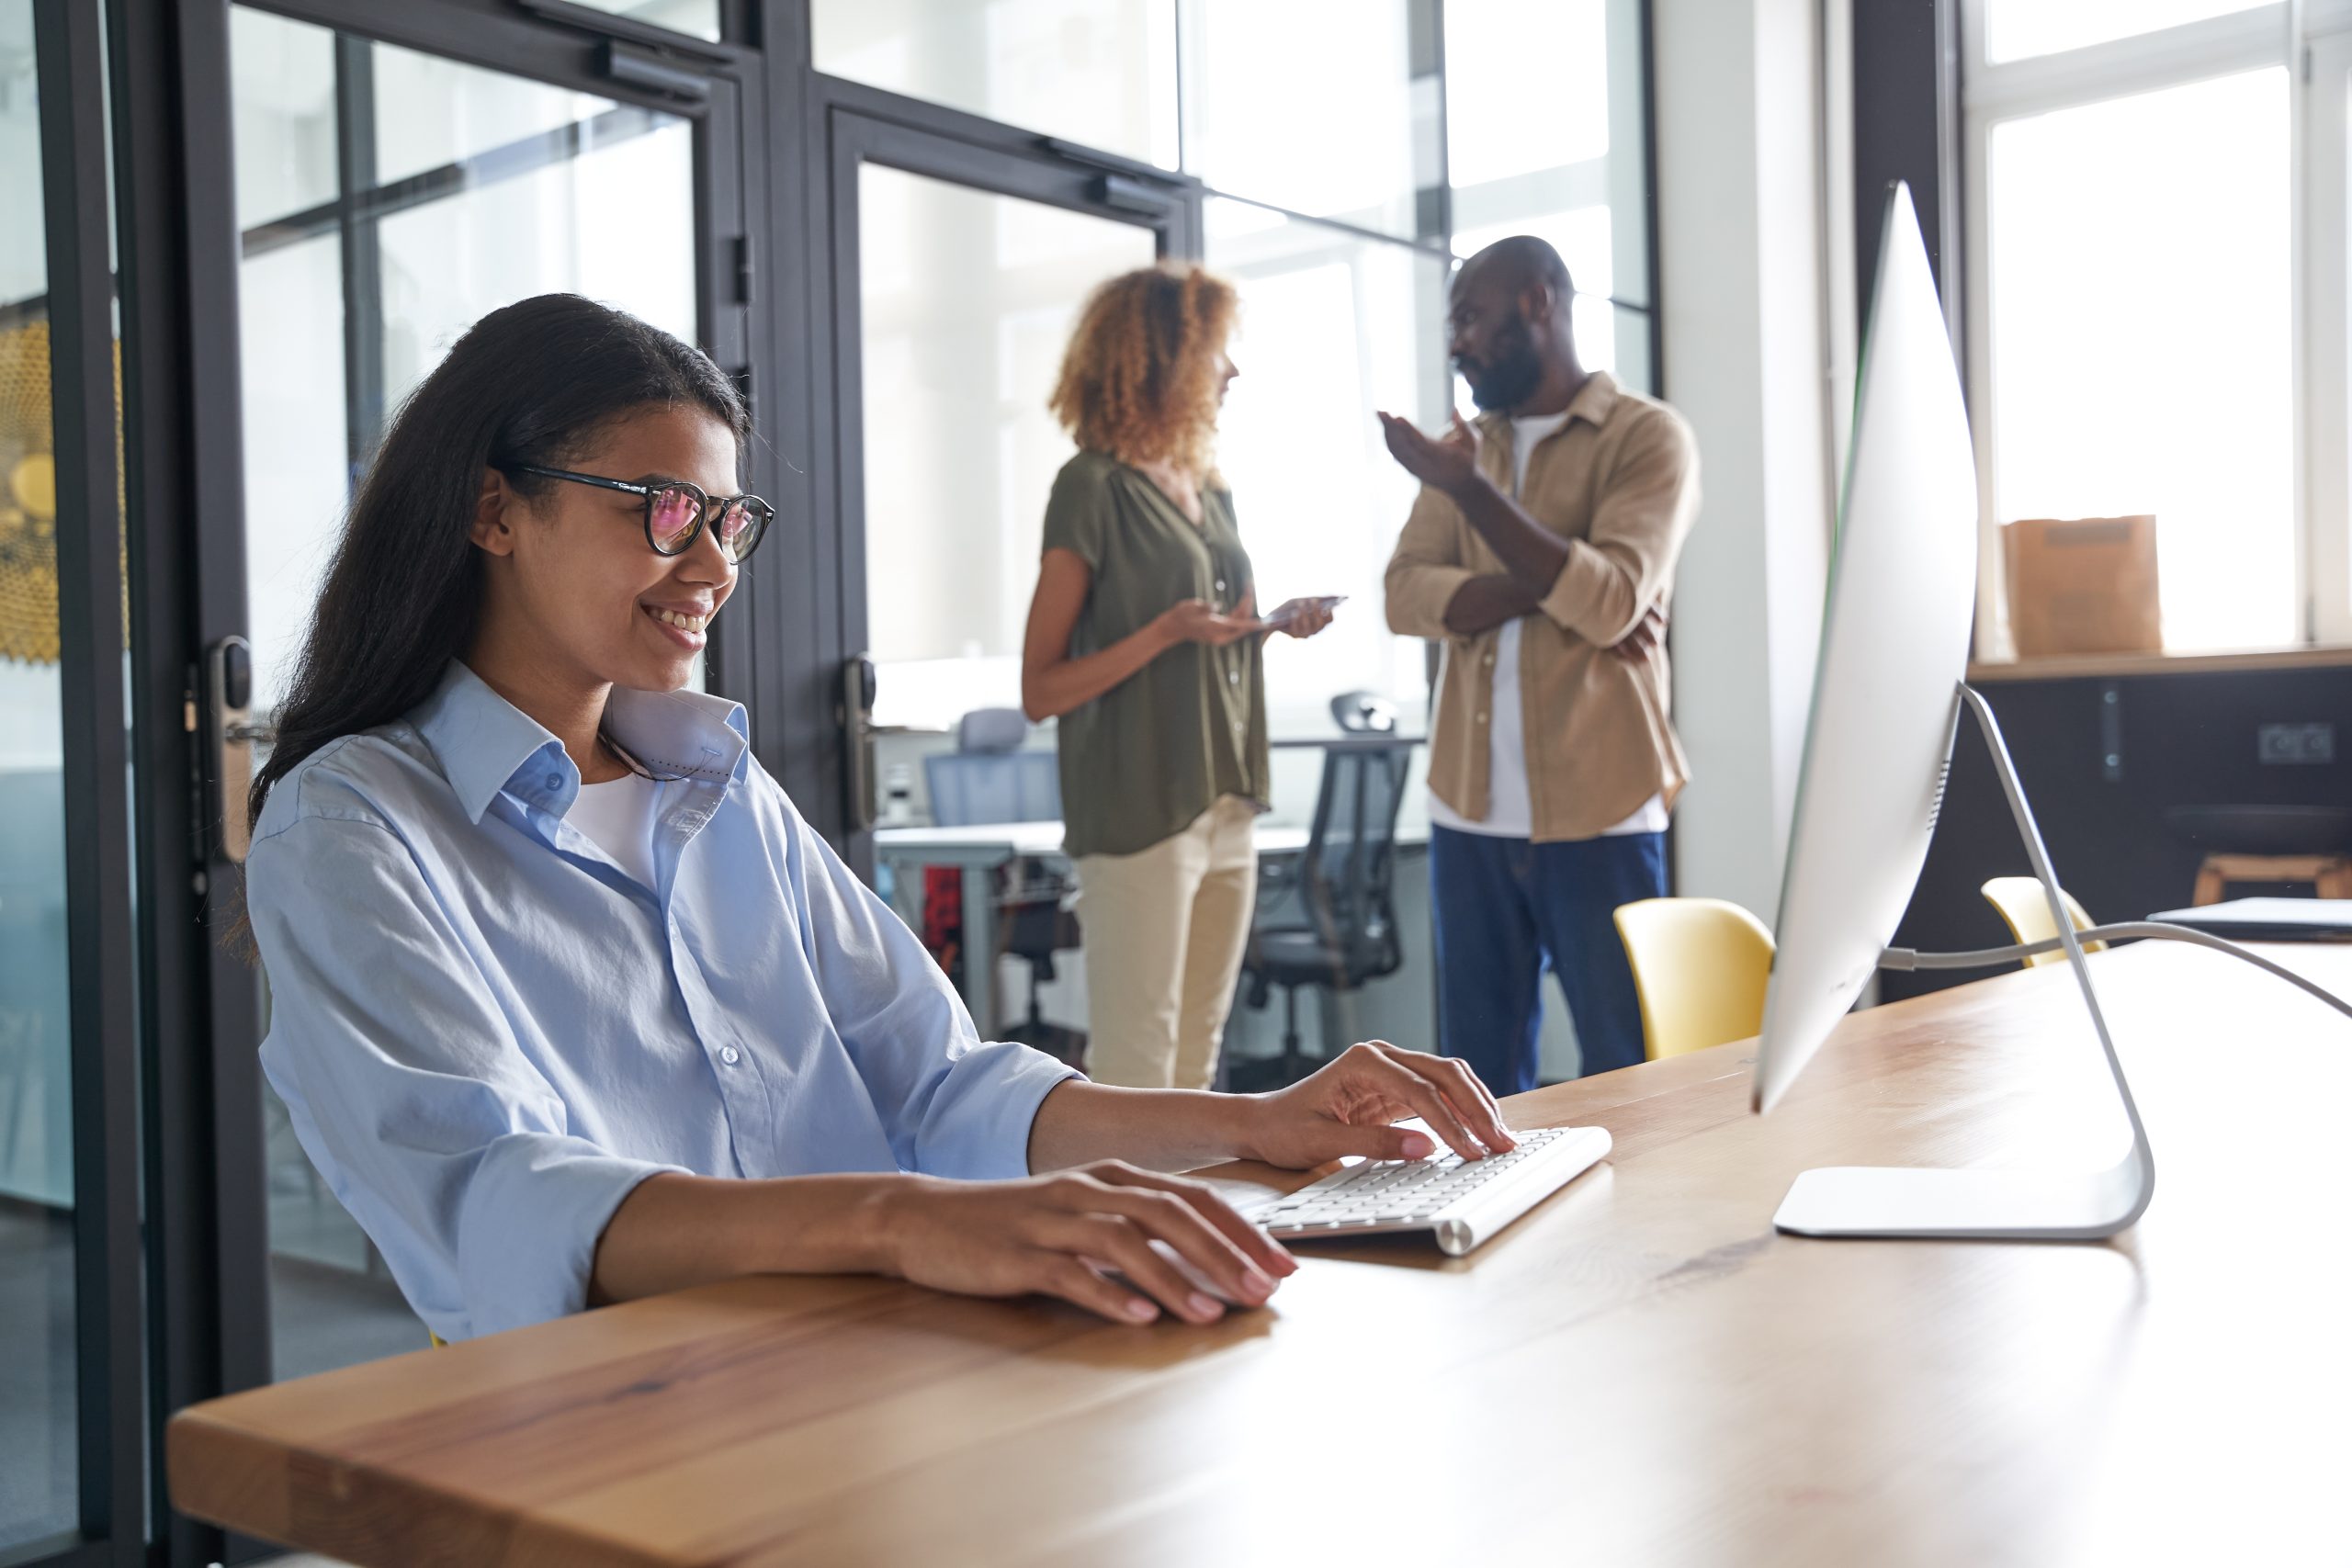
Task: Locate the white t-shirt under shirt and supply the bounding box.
[1427,410,1669,841]
[565,770,667,892]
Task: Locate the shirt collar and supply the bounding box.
[1473,370,1622,440]
[603,682,752,790]
[410,661,751,825]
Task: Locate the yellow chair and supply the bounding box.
[1979,876,2102,967]
[1611,897,1777,1060]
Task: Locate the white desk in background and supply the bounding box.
[873,821,1312,1035]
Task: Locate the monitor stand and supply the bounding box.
[1771,683,2155,1240]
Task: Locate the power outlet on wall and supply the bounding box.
[2257,722,2335,764]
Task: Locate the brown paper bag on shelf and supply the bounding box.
[2004,515,2162,656]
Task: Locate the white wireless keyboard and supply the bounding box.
[1254,1124,1612,1257]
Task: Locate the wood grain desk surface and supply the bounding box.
[168,944,2352,1566]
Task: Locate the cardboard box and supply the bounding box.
[2004,515,2162,657]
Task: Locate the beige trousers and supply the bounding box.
[1072,795,1260,1089]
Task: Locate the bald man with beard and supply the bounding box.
[1379,236,1700,1093]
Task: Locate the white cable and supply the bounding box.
[1882,922,2352,1021]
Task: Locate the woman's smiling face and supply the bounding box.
[471,403,742,695]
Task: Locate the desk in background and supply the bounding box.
[166,942,2352,1563]
[873,820,1311,1035]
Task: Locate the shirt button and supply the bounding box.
[719,1045,741,1066]
[544,772,562,790]
[1215,579,1227,592]
[1228,670,1240,684]
[1476,712,1489,724]
[1484,654,1495,667]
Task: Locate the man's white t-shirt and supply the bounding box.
[1427,410,1669,841]
[566,771,667,892]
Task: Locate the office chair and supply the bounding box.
[1611,897,1776,1059]
[923,709,1084,1063]
[1979,876,2103,967]
[1234,698,1410,1089]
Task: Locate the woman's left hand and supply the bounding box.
[1238,1042,1517,1170]
[1261,597,1338,639]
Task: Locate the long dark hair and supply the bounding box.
[249,294,749,831]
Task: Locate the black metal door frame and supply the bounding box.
[18,6,147,1567]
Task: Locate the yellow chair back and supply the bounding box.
[1979,876,2102,966]
[1611,897,1776,1060]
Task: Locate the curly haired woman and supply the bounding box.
[1021,264,1336,1090]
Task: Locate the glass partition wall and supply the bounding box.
[821,0,1658,826]
[3,2,141,1564]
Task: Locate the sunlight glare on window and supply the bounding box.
[1986,67,2293,650]
[1984,0,2268,64]
[1442,0,1609,188]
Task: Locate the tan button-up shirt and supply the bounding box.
[1384,372,1701,841]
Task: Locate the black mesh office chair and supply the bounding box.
[1232,694,1410,1089]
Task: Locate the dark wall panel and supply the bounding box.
[1886,667,2352,999]
[1852,0,1960,337]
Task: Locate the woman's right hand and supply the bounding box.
[1154,598,1259,648]
[877,1162,1296,1325]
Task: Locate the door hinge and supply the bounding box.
[597,38,710,102]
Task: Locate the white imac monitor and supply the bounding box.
[1750,183,2154,1240]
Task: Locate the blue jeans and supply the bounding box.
[1429,823,1667,1095]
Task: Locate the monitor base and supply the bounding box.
[1773,1148,2152,1239]
[1772,683,2156,1243]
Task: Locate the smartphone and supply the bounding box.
[1261,594,1347,627]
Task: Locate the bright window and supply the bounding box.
[1180,0,1434,241]
[1983,0,2267,64]
[813,0,1182,170]
[1204,198,1453,738]
[1964,0,2351,653]
[1984,68,2294,650]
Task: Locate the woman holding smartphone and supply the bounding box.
[1022,264,1336,1091]
[243,293,1506,1344]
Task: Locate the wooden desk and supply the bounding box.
[168,944,2352,1564]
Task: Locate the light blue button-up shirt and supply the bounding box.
[247,661,1078,1341]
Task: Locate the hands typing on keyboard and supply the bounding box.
[1250,1122,1613,1257]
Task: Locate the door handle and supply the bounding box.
[838,652,925,832]
[840,653,880,833]
[204,635,259,864]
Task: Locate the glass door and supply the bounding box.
[1,3,141,1565]
[220,4,737,1388]
[828,109,1186,852]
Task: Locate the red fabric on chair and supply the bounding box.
[921,864,963,987]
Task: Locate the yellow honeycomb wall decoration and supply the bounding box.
[0,315,128,666]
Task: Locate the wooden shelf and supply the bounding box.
[1966,644,2352,683]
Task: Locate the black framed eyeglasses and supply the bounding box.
[503,463,775,564]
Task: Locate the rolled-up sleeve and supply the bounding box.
[787,810,1078,1179]
[1536,411,1702,645]
[1384,482,1477,640]
[248,811,683,1341]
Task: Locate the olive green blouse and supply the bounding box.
[1042,450,1271,860]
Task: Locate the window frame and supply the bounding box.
[1961,0,2352,656]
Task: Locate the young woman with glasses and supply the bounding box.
[242,293,1512,1343]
